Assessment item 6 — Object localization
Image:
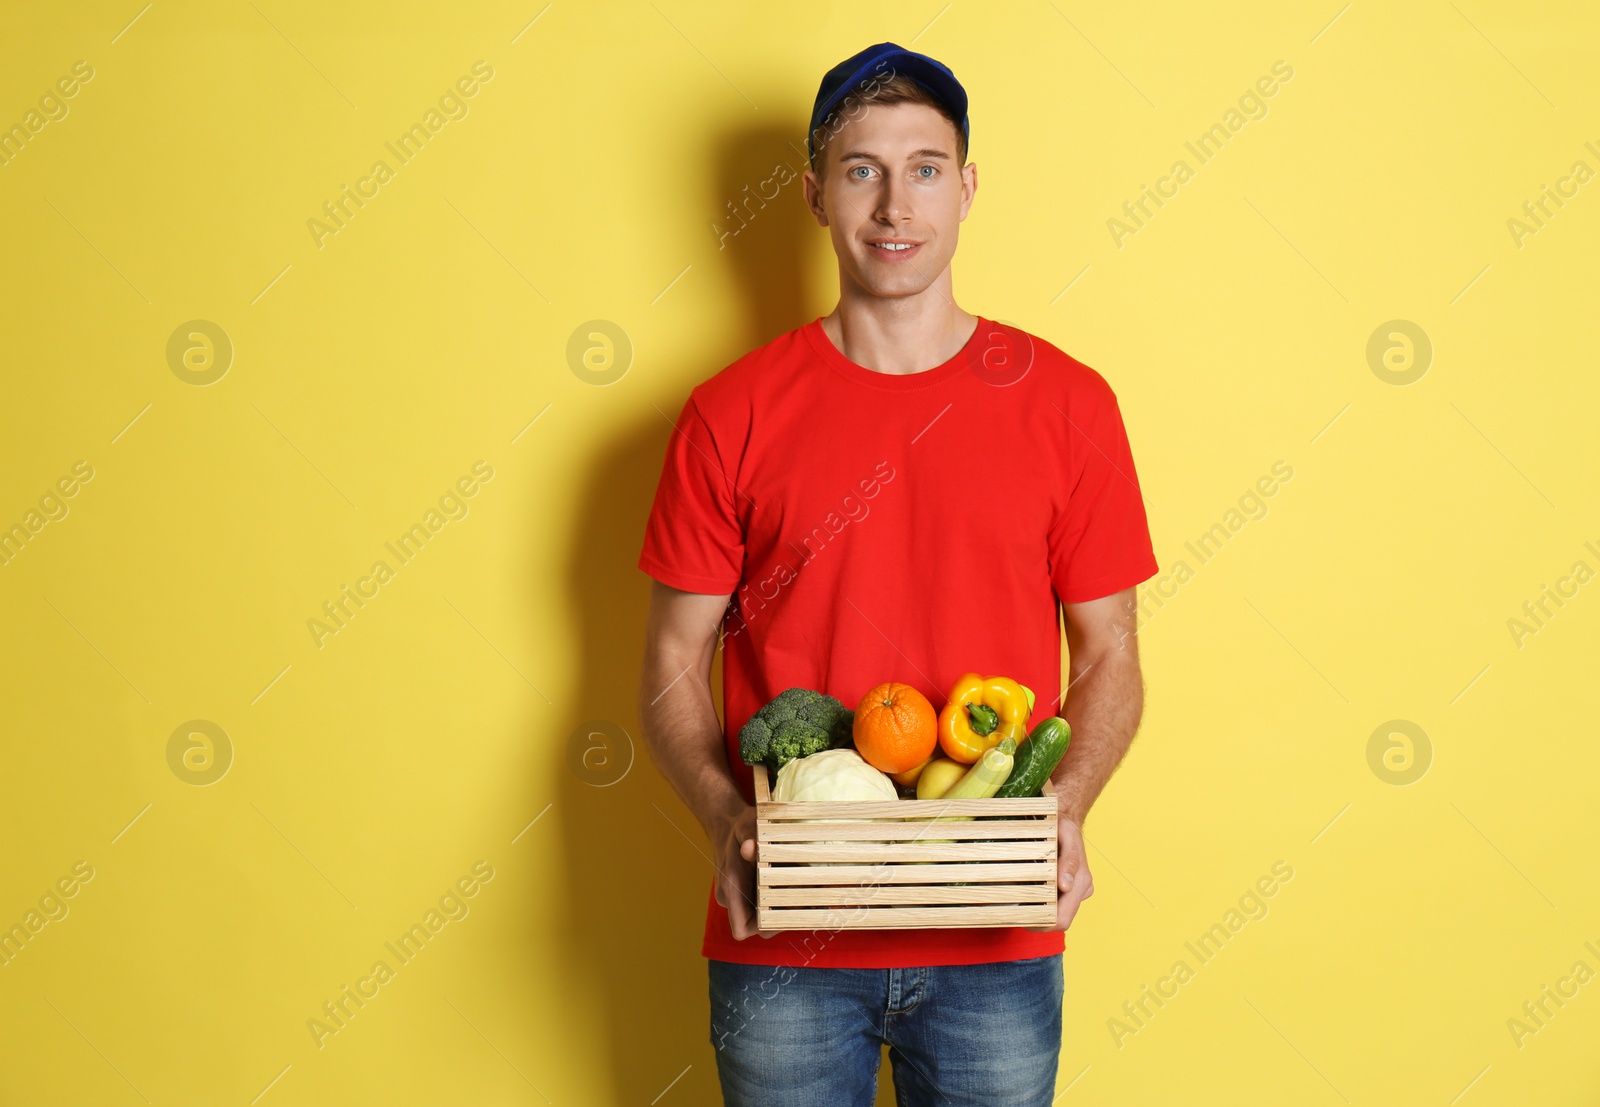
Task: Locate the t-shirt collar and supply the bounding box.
[804,315,987,390]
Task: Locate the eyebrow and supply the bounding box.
[836,148,951,163]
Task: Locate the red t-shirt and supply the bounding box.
[638,316,1158,969]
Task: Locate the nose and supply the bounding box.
[876,170,911,224]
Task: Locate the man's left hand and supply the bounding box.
[1028,815,1093,932]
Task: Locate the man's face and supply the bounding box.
[804,101,976,300]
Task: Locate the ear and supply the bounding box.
[802,168,830,227]
[958,161,978,221]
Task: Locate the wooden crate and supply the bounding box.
[753,763,1059,931]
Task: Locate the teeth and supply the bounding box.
[873,243,914,251]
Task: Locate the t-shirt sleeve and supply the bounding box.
[637,391,746,595]
[1047,373,1160,604]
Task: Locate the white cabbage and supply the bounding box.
[772,749,899,867]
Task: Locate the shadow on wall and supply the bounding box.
[549,120,824,1106]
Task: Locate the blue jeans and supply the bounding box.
[708,954,1064,1106]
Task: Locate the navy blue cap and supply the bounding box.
[807,42,969,164]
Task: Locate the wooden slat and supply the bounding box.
[756,903,1058,930]
[759,819,1055,841]
[762,883,1054,906]
[759,861,1057,885]
[759,840,1054,863]
[753,761,771,801]
[759,795,1055,819]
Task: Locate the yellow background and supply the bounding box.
[2,1,1596,1103]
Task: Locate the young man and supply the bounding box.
[637,42,1158,1106]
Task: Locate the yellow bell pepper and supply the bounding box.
[937,672,1033,763]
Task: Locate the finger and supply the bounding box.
[1059,860,1084,893]
[1059,876,1093,929]
[721,874,750,938]
[728,896,752,939]
[740,837,756,862]
[728,870,761,939]
[1069,854,1093,894]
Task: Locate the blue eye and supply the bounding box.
[918,165,936,178]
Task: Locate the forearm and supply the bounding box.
[1050,647,1145,826]
[638,648,746,839]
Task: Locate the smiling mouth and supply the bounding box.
[867,241,922,259]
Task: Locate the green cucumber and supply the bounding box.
[992,716,1071,798]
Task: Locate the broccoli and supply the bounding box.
[738,687,855,774]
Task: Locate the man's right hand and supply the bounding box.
[712,803,770,940]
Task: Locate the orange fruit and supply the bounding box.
[853,682,938,774]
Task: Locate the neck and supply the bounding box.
[820,287,977,376]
